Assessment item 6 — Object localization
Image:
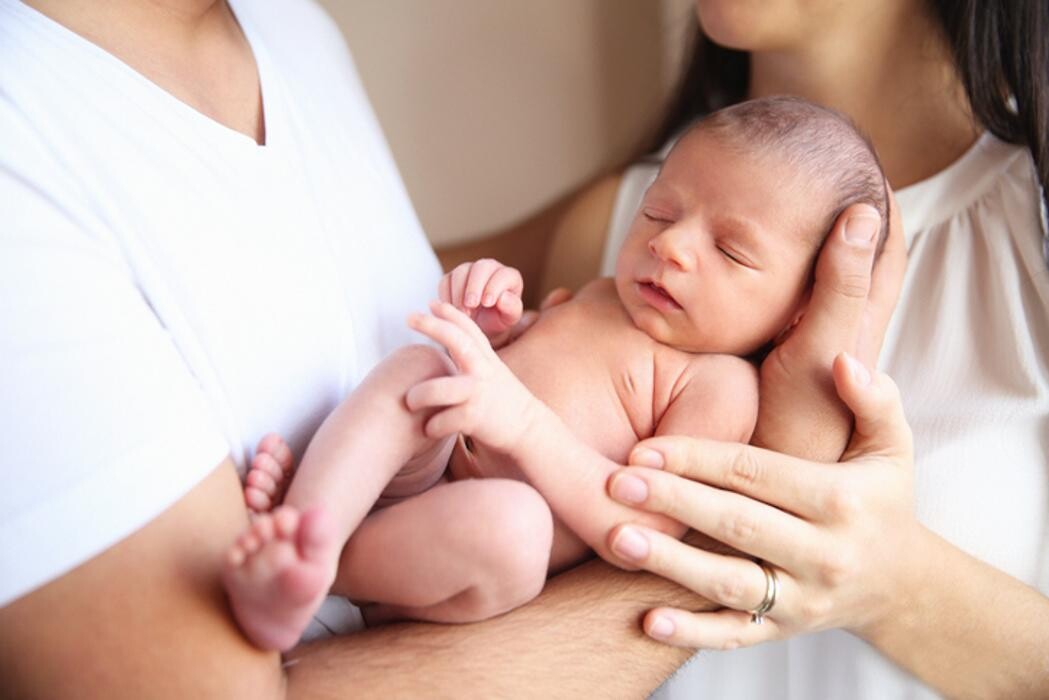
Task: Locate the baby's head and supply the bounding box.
[615,95,888,355]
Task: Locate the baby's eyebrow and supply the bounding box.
[716,215,763,249]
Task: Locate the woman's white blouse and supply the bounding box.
[602,132,1049,699]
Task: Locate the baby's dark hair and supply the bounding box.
[690,95,890,254]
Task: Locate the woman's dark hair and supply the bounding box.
[653,2,1049,213]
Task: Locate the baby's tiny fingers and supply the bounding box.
[406,375,476,411]
[495,291,523,324]
[465,258,500,308]
[423,404,477,440]
[430,301,494,349]
[438,273,453,304]
[449,263,472,308]
[410,310,484,371]
[483,265,524,307]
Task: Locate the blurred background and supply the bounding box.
[317,0,695,247]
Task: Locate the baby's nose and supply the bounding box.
[648,230,695,271]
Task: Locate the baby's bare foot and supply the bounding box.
[222,506,336,651]
[245,433,295,514]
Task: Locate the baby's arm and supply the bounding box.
[408,302,683,569]
[654,354,759,444]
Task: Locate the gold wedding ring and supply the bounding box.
[749,561,780,625]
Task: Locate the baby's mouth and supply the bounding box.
[637,280,682,311]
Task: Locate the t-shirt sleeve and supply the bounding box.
[0,134,230,606]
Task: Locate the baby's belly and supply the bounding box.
[449,368,640,484]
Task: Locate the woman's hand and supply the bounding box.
[604,353,918,648]
[754,197,907,461]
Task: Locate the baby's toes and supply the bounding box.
[256,433,295,474]
[251,511,278,541]
[246,467,280,497]
[226,542,248,568]
[252,451,287,482]
[271,506,301,540]
[245,485,273,513]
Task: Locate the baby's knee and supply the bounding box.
[382,344,453,385]
[471,480,553,609]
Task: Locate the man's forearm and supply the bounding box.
[286,557,709,698]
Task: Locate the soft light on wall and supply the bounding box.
[319,0,694,246]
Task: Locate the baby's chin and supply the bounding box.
[627,309,769,356]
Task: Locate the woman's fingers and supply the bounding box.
[642,607,782,650]
[799,203,881,353]
[833,353,914,463]
[608,524,798,616]
[857,188,907,366]
[607,468,822,571]
[625,438,834,521]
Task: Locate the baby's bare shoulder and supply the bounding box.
[686,353,759,386]
[654,352,760,443]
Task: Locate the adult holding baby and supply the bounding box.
[526,0,1047,697]
[0,0,702,696]
[1,3,1045,700]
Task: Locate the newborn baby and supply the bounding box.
[222,96,889,650]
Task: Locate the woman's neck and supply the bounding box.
[747,7,979,189]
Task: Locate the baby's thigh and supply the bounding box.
[337,479,554,609]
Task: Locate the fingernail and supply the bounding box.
[629,447,664,469]
[843,213,879,245]
[610,474,649,504]
[483,293,496,306]
[612,527,650,561]
[844,352,871,386]
[647,615,675,640]
[465,293,479,308]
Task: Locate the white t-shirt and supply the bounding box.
[602,133,1049,698]
[0,0,441,627]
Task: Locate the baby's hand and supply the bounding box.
[438,259,523,347]
[407,301,540,454]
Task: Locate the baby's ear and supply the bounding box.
[772,291,810,346]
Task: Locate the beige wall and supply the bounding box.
[318,0,695,246]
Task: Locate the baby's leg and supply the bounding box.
[335,478,553,625]
[223,344,454,650]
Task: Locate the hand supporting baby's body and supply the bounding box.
[222,261,759,651]
[417,271,760,570]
